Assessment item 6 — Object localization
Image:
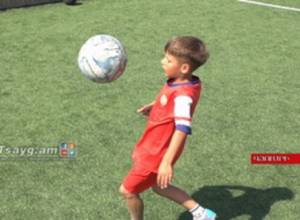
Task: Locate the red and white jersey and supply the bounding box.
[132,75,201,172]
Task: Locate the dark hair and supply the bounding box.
[164,36,209,72]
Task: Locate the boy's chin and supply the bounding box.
[166,76,175,80]
[165,74,174,80]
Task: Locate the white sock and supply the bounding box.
[189,204,205,217]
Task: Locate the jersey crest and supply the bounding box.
[160,94,168,106]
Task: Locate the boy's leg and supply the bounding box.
[120,167,157,220]
[152,184,216,220]
[119,184,144,220]
[152,184,198,210]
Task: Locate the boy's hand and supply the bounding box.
[156,130,187,189]
[137,102,155,116]
[157,162,173,189]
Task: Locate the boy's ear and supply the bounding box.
[181,63,191,74]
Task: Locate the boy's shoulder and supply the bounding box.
[158,82,200,106]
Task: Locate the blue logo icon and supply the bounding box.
[59,143,76,158]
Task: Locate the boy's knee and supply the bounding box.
[119,184,138,199]
[119,184,127,196]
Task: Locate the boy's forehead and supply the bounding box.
[165,52,177,60]
[165,52,185,63]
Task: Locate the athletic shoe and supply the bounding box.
[193,208,217,220]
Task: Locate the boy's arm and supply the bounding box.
[157,95,193,188]
[137,101,155,116]
[157,130,187,189]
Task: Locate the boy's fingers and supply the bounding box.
[137,107,143,113]
[137,107,148,113]
[165,174,172,187]
[157,174,162,185]
[157,174,172,189]
[157,174,164,188]
[161,176,165,188]
[163,177,168,188]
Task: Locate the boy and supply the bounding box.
[119,36,216,220]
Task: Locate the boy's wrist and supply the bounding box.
[160,158,173,166]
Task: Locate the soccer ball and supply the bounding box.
[77,35,127,83]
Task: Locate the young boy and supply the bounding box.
[119,36,216,220]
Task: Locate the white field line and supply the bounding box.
[238,0,300,12]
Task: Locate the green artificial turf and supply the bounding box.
[0,0,299,219]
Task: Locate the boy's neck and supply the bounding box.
[171,74,193,84]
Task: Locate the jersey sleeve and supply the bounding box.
[174,96,193,134]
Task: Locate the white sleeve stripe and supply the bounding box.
[174,96,193,104]
[174,95,193,119]
[175,120,191,127]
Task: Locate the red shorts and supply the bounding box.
[122,166,157,194]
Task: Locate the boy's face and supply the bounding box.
[161,52,189,79]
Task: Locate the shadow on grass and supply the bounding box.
[0,1,82,11]
[178,185,294,220]
[65,2,82,6]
